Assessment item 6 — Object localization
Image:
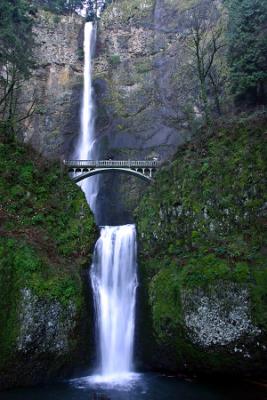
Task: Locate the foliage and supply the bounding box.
[136,114,267,371]
[0,236,81,368]
[0,0,35,134]
[0,139,97,260]
[0,136,97,368]
[109,54,121,66]
[182,0,226,124]
[225,0,267,105]
[137,114,267,264]
[0,238,81,307]
[33,0,83,14]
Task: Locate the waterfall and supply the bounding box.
[90,225,138,378]
[74,20,138,383]
[80,22,95,160]
[76,21,97,214]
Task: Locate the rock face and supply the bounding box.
[18,1,225,224]
[0,286,88,390]
[17,288,77,354]
[94,0,191,223]
[182,283,261,347]
[94,0,194,160]
[20,10,84,159]
[135,115,267,376]
[91,0,226,224]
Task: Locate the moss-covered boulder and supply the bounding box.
[0,140,98,389]
[135,113,267,376]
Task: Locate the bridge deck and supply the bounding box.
[64,159,160,182]
[63,160,160,168]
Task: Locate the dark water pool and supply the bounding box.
[1,373,266,400]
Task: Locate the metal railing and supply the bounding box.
[63,160,160,168]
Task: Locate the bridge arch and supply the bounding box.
[72,167,153,183]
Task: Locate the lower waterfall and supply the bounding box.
[90,225,138,379]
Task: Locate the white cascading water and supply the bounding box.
[76,21,97,213]
[75,19,138,383]
[90,225,138,378]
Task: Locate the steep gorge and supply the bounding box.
[93,0,199,223]
[0,0,266,391]
[21,0,211,224]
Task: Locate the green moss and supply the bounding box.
[102,0,154,24]
[0,242,81,368]
[0,138,97,370]
[135,60,152,74]
[0,141,97,261]
[150,267,182,340]
[179,255,250,289]
[109,54,121,66]
[147,260,240,372]
[136,114,267,373]
[250,262,267,330]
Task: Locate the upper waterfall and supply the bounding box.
[80,22,96,160]
[76,21,98,214]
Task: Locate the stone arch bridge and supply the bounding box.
[63,160,160,183]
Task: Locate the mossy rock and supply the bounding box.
[136,114,267,376]
[0,139,98,389]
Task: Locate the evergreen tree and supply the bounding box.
[226,0,267,105]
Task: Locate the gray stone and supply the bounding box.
[182,282,261,348]
[17,288,76,354]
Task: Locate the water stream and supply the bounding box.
[76,20,138,383]
[75,21,97,213]
[90,225,138,380]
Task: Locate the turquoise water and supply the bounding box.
[1,373,266,400]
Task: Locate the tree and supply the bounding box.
[0,0,35,136]
[183,0,225,125]
[33,0,84,14]
[226,0,267,106]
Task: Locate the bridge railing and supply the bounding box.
[63,160,160,168]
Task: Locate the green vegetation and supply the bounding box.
[0,0,35,133]
[109,54,121,67]
[174,0,267,128]
[33,0,83,14]
[0,141,96,258]
[0,137,97,369]
[101,0,154,24]
[136,113,267,373]
[226,0,267,105]
[182,0,225,123]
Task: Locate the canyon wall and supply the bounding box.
[20,1,225,224]
[93,0,213,223]
[20,10,84,159]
